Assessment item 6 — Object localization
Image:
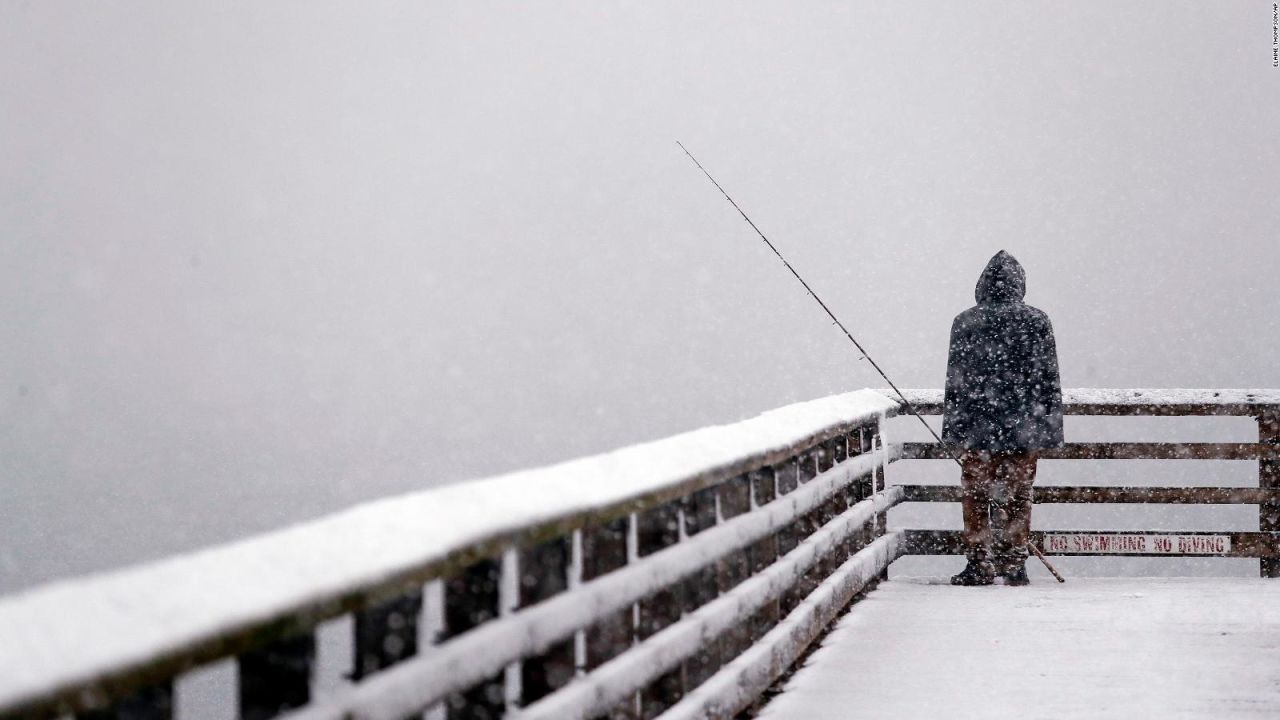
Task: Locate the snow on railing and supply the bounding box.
[886,389,1280,576]
[0,389,902,720]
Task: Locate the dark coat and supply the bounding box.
[942,251,1064,452]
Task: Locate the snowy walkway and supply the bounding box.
[758,577,1280,719]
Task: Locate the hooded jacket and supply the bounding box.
[942,251,1064,452]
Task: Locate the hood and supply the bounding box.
[975,250,1026,304]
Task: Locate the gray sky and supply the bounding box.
[2,1,1277,592]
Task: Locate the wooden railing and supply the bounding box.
[889,389,1280,577]
[5,388,1276,720]
[0,390,907,720]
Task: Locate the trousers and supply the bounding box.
[960,451,1037,563]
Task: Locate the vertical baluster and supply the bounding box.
[239,631,316,720]
[518,536,574,705]
[832,435,858,561]
[636,501,683,719]
[1260,410,1280,578]
[873,417,891,581]
[582,515,635,719]
[850,426,874,553]
[816,439,843,572]
[352,589,424,681]
[78,682,172,720]
[862,426,877,549]
[717,475,753,662]
[680,487,720,690]
[748,467,780,642]
[843,428,864,512]
[776,458,803,615]
[785,451,823,613]
[444,558,503,720]
[795,449,820,545]
[873,418,887,535]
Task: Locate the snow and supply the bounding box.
[282,456,900,720]
[891,388,1280,410]
[507,526,901,720]
[758,576,1280,719]
[661,534,901,720]
[0,389,897,713]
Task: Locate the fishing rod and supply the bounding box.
[677,141,1065,583]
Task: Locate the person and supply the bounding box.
[942,250,1063,586]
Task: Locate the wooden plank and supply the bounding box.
[904,402,1280,417]
[900,442,1269,461]
[891,389,1280,416]
[901,530,1280,558]
[898,484,1280,504]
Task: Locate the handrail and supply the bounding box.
[0,389,897,720]
[887,389,1280,572]
[888,388,1280,416]
[900,485,1280,504]
[902,441,1274,460]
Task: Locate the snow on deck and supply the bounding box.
[759,577,1280,719]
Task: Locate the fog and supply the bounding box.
[2,1,1278,593]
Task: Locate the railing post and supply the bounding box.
[843,427,868,555]
[873,416,890,581]
[1260,409,1280,578]
[856,426,875,552]
[748,467,780,642]
[582,515,636,718]
[636,501,683,718]
[352,589,424,680]
[681,487,720,690]
[784,451,822,614]
[517,536,574,705]
[814,440,841,574]
[444,558,503,719]
[717,475,753,660]
[774,457,801,616]
[238,631,316,720]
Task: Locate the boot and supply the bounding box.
[999,560,1030,586]
[993,538,1030,586]
[950,558,995,586]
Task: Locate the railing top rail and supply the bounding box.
[0,389,897,714]
[887,388,1280,416]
